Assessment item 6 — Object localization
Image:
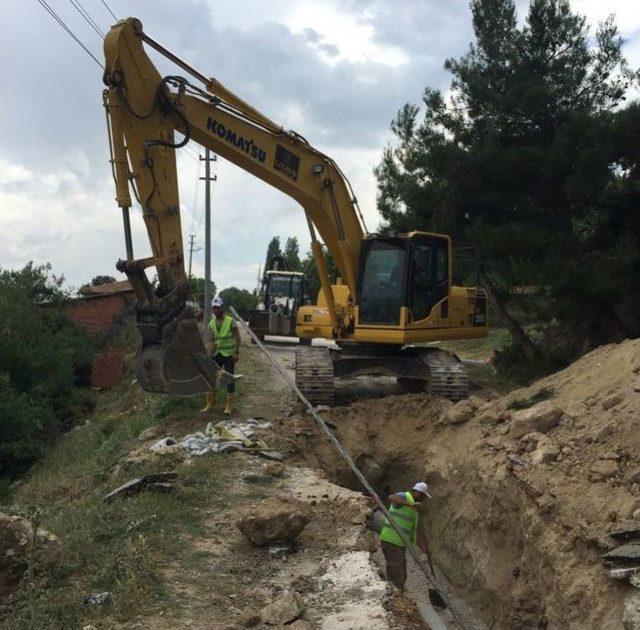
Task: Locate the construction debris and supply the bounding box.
[103,471,178,502]
[179,418,272,457]
[83,592,111,605]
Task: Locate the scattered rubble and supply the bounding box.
[236,496,309,546]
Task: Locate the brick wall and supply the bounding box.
[91,350,125,389]
[65,294,128,334]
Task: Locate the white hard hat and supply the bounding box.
[212,296,224,307]
[412,481,431,498]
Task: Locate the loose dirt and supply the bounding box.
[283,339,640,629]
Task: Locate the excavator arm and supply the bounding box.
[103,18,365,394]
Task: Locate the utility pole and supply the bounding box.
[187,233,201,280]
[200,148,217,336]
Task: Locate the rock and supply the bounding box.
[626,468,640,485]
[137,425,164,441]
[608,567,640,580]
[602,393,624,410]
[445,400,475,425]
[260,590,304,625]
[315,405,332,413]
[510,401,562,438]
[531,439,560,465]
[150,437,180,455]
[634,509,640,521]
[632,574,640,590]
[623,592,640,629]
[236,497,309,546]
[477,406,501,426]
[0,513,61,605]
[468,395,486,409]
[565,400,587,419]
[289,621,313,630]
[562,446,572,455]
[590,460,620,481]
[264,462,285,477]
[234,610,262,627]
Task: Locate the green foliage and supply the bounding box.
[283,237,302,272]
[300,246,337,301]
[375,0,640,376]
[188,276,216,309]
[218,286,259,319]
[507,386,556,410]
[0,263,96,477]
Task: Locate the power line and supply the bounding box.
[100,0,117,21]
[34,0,104,69]
[67,0,104,38]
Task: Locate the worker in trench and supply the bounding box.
[379,481,432,590]
[201,296,241,415]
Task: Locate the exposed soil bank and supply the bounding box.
[282,340,640,629]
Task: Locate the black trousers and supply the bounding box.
[214,354,235,393]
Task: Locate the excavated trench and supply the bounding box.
[282,390,626,630]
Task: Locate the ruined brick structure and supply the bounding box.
[64,280,134,389]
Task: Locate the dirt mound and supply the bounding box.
[285,339,640,629]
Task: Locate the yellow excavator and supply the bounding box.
[103,18,488,403]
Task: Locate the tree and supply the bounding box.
[218,286,259,320]
[300,246,337,301]
[0,263,95,477]
[264,236,282,273]
[188,276,217,309]
[283,237,302,272]
[375,0,639,372]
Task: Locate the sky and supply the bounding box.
[1,0,639,293]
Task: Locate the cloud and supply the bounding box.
[1,0,638,294]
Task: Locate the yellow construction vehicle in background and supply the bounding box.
[103,18,488,403]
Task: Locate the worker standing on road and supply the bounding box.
[379,481,431,590]
[201,296,241,415]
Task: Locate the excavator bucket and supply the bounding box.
[135,307,223,396]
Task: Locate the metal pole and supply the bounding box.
[122,207,133,260]
[200,149,217,337]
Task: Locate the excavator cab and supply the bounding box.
[357,233,453,327]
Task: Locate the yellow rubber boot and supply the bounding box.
[224,393,236,415]
[200,391,217,412]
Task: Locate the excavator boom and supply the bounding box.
[103,18,366,394]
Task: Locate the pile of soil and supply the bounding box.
[284,339,640,628]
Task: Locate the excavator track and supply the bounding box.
[422,349,469,402]
[295,347,335,407]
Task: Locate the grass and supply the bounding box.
[0,376,234,630]
[507,386,555,410]
[436,327,512,361]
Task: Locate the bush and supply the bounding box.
[0,263,96,477]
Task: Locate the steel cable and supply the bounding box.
[228,306,472,629]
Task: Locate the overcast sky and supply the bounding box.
[1,0,639,293]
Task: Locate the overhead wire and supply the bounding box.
[100,0,117,21]
[67,0,104,38]
[34,0,104,69]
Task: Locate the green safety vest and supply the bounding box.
[380,491,418,548]
[209,315,235,357]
